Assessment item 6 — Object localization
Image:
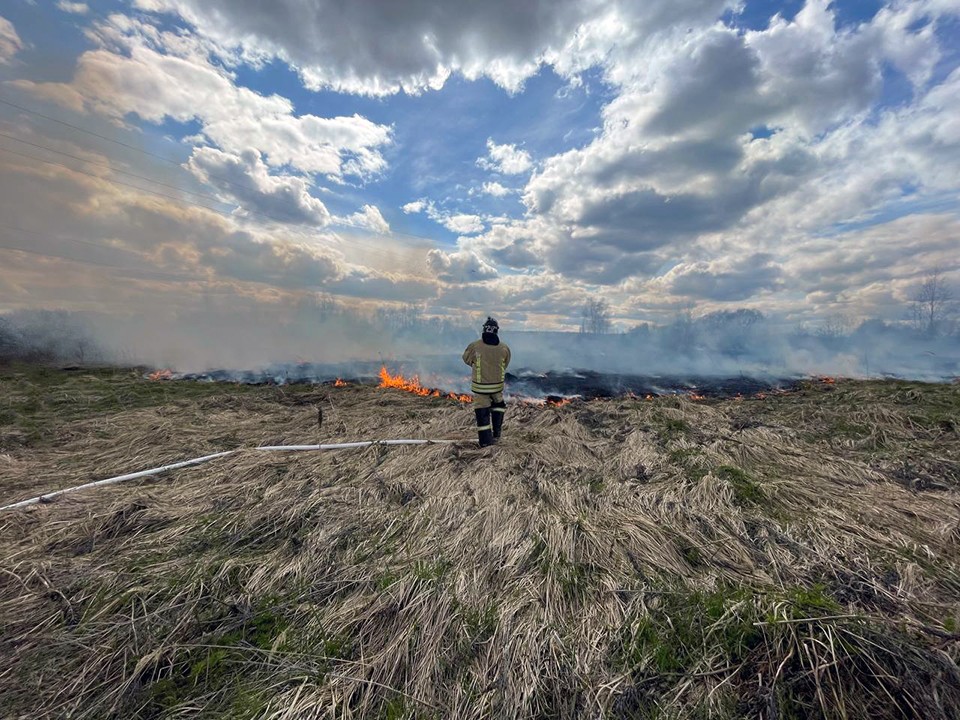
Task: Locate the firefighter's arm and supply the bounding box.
[503,345,511,370]
[462,344,475,366]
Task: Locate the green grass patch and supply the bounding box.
[619,586,764,675]
[0,364,267,446]
[413,557,452,582]
[669,447,708,481]
[716,465,767,507]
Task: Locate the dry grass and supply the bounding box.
[1,366,959,719]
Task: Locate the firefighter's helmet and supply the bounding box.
[482,317,499,334]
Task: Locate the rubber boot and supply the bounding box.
[491,401,506,442]
[474,408,494,447]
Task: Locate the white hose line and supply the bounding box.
[0,439,457,512]
[256,439,455,451]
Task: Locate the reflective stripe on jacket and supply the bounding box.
[462,339,511,394]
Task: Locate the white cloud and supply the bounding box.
[56,2,90,14]
[426,249,498,283]
[399,198,485,235]
[0,137,446,327]
[402,199,427,214]
[481,181,511,197]
[5,0,960,330]
[186,146,331,226]
[477,138,533,175]
[438,213,485,235]
[654,254,783,301]
[0,142,344,296]
[130,0,735,96]
[0,16,23,64]
[339,204,391,234]
[459,0,960,295]
[14,15,392,181]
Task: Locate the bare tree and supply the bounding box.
[376,303,425,333]
[579,299,612,334]
[910,269,954,336]
[816,313,851,339]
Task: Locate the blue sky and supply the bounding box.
[0,0,959,340]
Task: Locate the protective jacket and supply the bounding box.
[462,338,511,394]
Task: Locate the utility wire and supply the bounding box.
[0,95,447,247]
[0,131,435,267]
[0,95,265,199]
[0,143,424,270]
[0,144,240,217]
[0,240,333,301]
[0,222,211,282]
[0,130,231,206]
[0,243,203,283]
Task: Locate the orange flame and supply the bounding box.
[547,397,573,407]
[820,376,836,384]
[333,378,348,387]
[148,369,173,381]
[378,366,472,402]
[688,392,706,401]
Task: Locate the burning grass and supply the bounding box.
[378,366,473,403]
[1,365,959,718]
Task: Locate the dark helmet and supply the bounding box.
[482,316,499,334]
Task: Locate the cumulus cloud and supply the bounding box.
[458,0,960,296]
[186,146,331,226]
[201,230,340,289]
[438,213,485,235]
[480,181,512,197]
[402,199,427,214]
[657,254,783,301]
[426,249,499,283]
[0,137,444,324]
[0,16,23,64]
[14,15,392,181]
[130,0,737,96]
[5,0,960,331]
[56,2,90,14]
[339,204,391,234]
[326,269,438,302]
[477,138,533,175]
[0,143,343,297]
[399,198,485,235]
[785,214,960,300]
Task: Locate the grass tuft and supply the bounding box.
[1,367,959,718]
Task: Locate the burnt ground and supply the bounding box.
[176,363,796,400]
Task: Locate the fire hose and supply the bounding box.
[0,439,457,512]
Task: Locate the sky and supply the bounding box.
[0,0,958,334]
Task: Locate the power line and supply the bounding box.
[0,232,426,300]
[0,243,293,303]
[0,95,268,200]
[0,221,211,282]
[0,94,447,247]
[0,143,421,269]
[0,242,202,283]
[0,96,185,168]
[0,221,144,253]
[0,130,230,206]
[0,143,240,216]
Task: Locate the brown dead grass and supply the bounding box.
[1,370,959,719]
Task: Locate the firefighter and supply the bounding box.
[462,317,511,447]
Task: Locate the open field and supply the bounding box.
[1,365,959,719]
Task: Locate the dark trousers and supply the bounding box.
[474,395,506,446]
